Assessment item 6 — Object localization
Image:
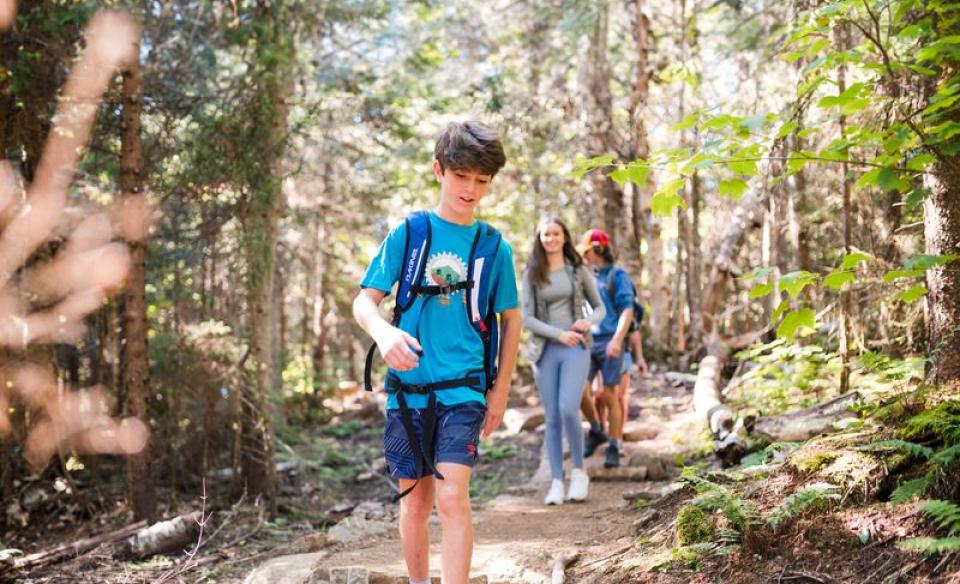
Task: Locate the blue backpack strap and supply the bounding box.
[465,221,502,390]
[395,210,432,314]
[364,211,432,393]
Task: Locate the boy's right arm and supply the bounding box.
[352,288,422,371]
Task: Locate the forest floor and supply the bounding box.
[6,371,960,583]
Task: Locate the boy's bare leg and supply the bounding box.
[434,462,474,584]
[399,476,436,581]
[603,383,624,440]
[594,376,607,430]
[617,372,630,440]
[580,381,599,425]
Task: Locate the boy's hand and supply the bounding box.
[482,388,508,438]
[636,358,649,377]
[375,326,422,371]
[557,330,584,347]
[606,340,623,359]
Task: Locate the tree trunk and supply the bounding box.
[239,1,293,507]
[924,157,960,383]
[701,188,769,334]
[836,23,852,394]
[582,5,625,242]
[119,54,155,522]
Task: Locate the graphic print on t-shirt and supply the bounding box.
[425,251,467,307]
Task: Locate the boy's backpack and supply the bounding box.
[605,267,644,331]
[361,210,502,498]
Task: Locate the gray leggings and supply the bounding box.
[533,341,590,479]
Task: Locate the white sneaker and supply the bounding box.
[567,468,589,502]
[544,479,565,505]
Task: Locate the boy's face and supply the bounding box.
[433,159,492,219]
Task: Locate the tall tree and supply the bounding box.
[238,1,295,506]
[120,48,154,522]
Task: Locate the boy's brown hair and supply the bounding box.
[434,121,506,177]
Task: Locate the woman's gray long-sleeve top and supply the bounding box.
[522,264,606,363]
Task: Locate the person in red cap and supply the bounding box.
[577,228,634,468]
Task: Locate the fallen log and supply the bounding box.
[752,391,861,442]
[551,548,580,584]
[13,519,148,571]
[122,511,203,559]
[692,354,734,438]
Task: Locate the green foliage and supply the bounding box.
[479,440,517,461]
[676,505,714,545]
[740,441,801,467]
[897,536,960,555]
[765,484,840,532]
[918,500,960,536]
[682,469,760,531]
[898,401,960,445]
[889,476,935,505]
[856,439,934,460]
[731,339,840,414]
[323,420,366,439]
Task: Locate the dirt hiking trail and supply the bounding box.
[244,374,704,584]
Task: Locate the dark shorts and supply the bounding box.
[588,341,624,387]
[383,400,486,480]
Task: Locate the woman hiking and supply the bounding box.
[521,218,606,505]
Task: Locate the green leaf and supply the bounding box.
[609,167,630,185]
[718,179,749,200]
[728,158,759,177]
[840,251,872,270]
[907,153,937,172]
[823,270,855,290]
[771,298,791,321]
[673,112,699,132]
[741,266,775,282]
[778,270,818,298]
[777,308,816,340]
[749,282,775,298]
[776,121,800,139]
[890,476,935,505]
[883,269,925,282]
[906,189,929,211]
[651,179,687,216]
[817,82,866,109]
[703,114,741,131]
[651,192,687,216]
[905,254,960,270]
[681,154,714,176]
[895,284,929,303]
[877,167,910,192]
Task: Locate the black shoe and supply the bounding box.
[584,429,608,458]
[604,444,620,469]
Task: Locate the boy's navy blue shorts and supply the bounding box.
[587,341,624,387]
[383,400,486,480]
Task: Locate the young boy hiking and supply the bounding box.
[353,121,521,584]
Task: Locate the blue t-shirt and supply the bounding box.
[591,264,634,342]
[361,211,519,409]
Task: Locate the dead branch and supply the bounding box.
[13,520,148,571]
[551,548,580,584]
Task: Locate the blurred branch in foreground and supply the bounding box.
[0,6,149,472]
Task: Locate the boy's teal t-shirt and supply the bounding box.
[361,211,519,409]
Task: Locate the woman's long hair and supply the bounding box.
[526,218,582,287]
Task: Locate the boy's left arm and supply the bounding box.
[482,306,521,438]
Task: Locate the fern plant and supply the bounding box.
[857,439,933,459]
[765,483,840,532]
[890,476,936,505]
[898,500,960,555]
[682,470,760,531]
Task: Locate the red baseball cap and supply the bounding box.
[579,228,611,254]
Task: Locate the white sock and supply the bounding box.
[409,579,430,584]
